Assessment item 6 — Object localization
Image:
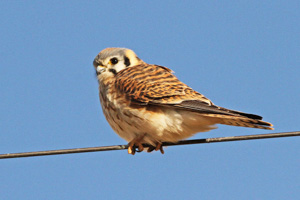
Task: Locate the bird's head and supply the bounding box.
[93,48,144,80]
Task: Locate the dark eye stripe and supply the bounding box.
[109,68,117,75]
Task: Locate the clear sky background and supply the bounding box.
[0,1,299,199]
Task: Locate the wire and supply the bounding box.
[0,131,299,159]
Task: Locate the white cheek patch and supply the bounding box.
[113,62,126,73]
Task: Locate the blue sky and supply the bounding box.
[0,1,299,199]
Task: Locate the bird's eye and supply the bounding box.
[110,57,118,65]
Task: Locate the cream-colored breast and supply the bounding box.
[98,80,218,145]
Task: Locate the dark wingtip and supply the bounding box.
[237,112,263,120]
[217,106,263,120]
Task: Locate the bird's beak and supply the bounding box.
[96,65,106,75]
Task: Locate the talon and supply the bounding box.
[146,143,164,154]
[155,143,164,154]
[147,145,155,152]
[136,144,144,153]
[159,146,164,154]
[137,143,144,152]
[128,145,136,155]
[128,135,145,155]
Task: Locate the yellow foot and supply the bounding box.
[155,143,164,154]
[128,137,145,155]
[147,142,164,154]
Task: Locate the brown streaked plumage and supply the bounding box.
[93,47,273,155]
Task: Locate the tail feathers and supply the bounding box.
[202,114,274,130]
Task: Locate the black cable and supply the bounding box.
[0,131,299,159]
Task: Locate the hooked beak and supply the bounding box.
[96,65,106,75]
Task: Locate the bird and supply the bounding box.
[93,47,273,155]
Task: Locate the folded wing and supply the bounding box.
[115,64,273,130]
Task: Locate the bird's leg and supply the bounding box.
[128,134,145,155]
[147,142,164,154]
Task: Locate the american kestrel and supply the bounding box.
[93,48,273,155]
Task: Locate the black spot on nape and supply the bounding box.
[109,68,117,75]
[124,56,131,67]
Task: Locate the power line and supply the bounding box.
[0,131,299,159]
